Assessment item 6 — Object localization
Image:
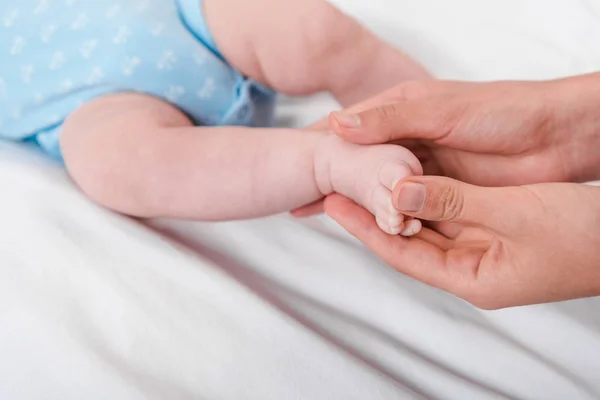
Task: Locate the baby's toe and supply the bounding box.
[371,185,397,215]
[376,215,404,236]
[372,185,405,235]
[401,219,423,237]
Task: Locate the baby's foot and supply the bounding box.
[314,135,423,236]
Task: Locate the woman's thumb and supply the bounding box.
[392,176,513,230]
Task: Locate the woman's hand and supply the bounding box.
[291,89,432,217]
[330,74,600,186]
[325,177,600,309]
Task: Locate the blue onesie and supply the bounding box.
[0,0,277,160]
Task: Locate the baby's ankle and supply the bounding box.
[312,133,344,196]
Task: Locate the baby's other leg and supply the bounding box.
[204,0,430,106]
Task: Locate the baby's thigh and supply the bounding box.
[61,93,188,159]
[204,0,363,94]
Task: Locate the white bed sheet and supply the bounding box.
[2,0,600,399]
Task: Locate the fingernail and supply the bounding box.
[395,182,426,212]
[333,111,361,129]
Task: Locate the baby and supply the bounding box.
[0,0,429,235]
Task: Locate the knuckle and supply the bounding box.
[431,97,464,137]
[376,104,400,120]
[458,288,501,310]
[393,81,429,101]
[435,184,465,221]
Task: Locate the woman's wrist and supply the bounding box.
[548,72,600,182]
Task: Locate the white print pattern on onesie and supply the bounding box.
[20,65,34,83]
[113,26,131,44]
[105,4,121,19]
[197,78,216,99]
[3,9,19,27]
[33,93,45,104]
[87,67,104,84]
[157,50,177,70]
[194,51,208,66]
[49,51,66,70]
[33,0,50,15]
[71,13,89,30]
[122,56,141,76]
[0,0,276,158]
[79,40,98,59]
[40,24,57,43]
[60,79,74,93]
[165,85,185,102]
[10,36,26,55]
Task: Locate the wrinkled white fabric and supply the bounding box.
[2,0,600,398]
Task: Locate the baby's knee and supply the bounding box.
[287,2,366,90]
[205,0,368,95]
[297,1,364,58]
[251,0,367,95]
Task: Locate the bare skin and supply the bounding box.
[60,0,430,235]
[323,75,600,308]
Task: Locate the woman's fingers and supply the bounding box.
[329,98,458,145]
[312,80,459,133]
[328,80,472,145]
[412,226,455,250]
[423,221,464,239]
[290,199,325,218]
[324,194,456,291]
[392,176,522,234]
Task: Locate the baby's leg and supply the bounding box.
[204,0,430,106]
[61,94,325,220]
[61,94,421,235]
